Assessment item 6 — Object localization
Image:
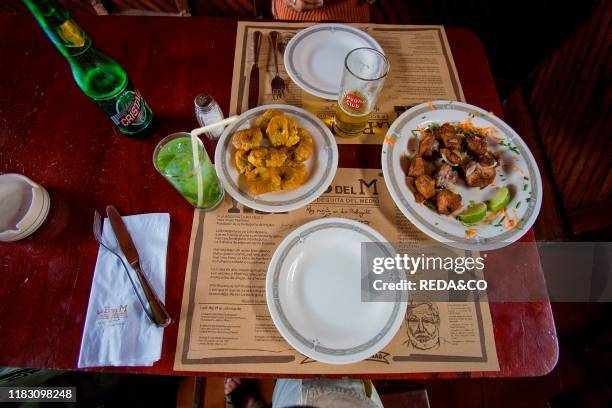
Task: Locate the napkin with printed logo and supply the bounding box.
[78,213,170,368]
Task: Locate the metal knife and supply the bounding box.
[106,205,172,328]
[248,31,263,109]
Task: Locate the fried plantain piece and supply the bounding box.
[288,128,313,162]
[266,115,300,147]
[255,109,284,129]
[234,149,253,174]
[279,158,302,168]
[279,162,308,190]
[247,147,287,168]
[232,127,263,150]
[245,167,281,195]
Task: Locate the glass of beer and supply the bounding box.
[333,47,390,138]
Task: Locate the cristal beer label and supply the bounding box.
[111,90,147,127]
[342,91,367,114]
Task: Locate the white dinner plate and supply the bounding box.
[284,23,384,100]
[382,101,543,250]
[266,218,407,364]
[215,104,338,213]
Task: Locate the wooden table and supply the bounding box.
[0,14,558,378]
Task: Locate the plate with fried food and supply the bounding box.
[382,101,542,250]
[215,104,338,213]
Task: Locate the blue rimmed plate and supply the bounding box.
[382,101,543,250]
[215,104,338,213]
[266,218,407,364]
[284,24,384,100]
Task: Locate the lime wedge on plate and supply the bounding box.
[458,202,487,224]
[487,187,512,212]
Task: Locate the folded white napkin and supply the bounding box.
[78,213,170,368]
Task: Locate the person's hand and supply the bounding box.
[283,0,324,12]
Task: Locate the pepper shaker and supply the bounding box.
[194,93,225,140]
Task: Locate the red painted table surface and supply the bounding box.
[0,15,558,378]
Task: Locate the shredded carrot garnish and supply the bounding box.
[417,125,427,138]
[488,111,495,116]
[384,135,395,145]
[455,118,474,133]
[512,164,524,174]
[466,228,477,237]
[463,117,473,130]
[502,208,518,229]
[427,101,436,110]
[493,136,504,142]
[501,208,511,228]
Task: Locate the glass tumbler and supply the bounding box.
[153,132,224,210]
[333,47,390,138]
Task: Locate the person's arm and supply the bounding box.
[283,0,324,12]
[282,0,376,13]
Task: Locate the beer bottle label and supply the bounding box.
[95,82,153,136]
[342,91,367,114]
[110,89,146,127]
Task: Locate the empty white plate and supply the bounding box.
[266,218,407,364]
[284,24,384,100]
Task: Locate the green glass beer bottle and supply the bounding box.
[23,0,154,137]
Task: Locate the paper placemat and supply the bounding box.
[174,168,498,374]
[229,22,465,145]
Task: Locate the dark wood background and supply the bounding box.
[525,0,611,236]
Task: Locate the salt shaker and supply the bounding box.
[194,93,225,140]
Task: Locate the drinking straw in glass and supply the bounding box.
[153,133,224,210]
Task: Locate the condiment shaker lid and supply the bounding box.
[194,94,215,112]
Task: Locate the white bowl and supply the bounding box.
[0,174,50,242]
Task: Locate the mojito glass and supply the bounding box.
[153,132,224,210]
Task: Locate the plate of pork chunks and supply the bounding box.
[382,101,542,250]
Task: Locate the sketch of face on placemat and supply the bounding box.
[403,302,441,350]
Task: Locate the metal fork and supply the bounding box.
[269,31,286,100]
[93,210,156,324]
